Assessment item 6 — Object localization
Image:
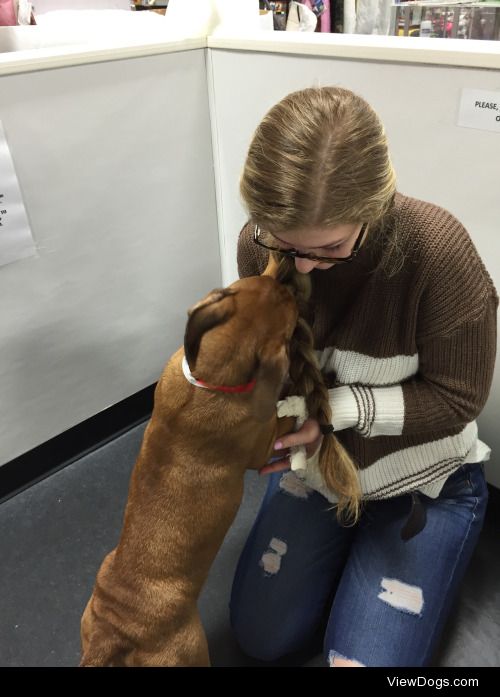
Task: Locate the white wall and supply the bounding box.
[208,48,500,487]
[0,48,221,465]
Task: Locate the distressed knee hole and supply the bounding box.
[328,650,365,667]
[378,577,424,616]
[279,471,313,499]
[259,537,288,576]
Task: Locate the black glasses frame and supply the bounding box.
[253,222,368,264]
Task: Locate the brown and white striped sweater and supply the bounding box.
[237,192,498,500]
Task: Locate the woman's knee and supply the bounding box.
[230,617,306,662]
[231,626,289,662]
[230,597,321,662]
[229,597,287,661]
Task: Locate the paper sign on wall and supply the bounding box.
[458,88,500,134]
[0,120,36,268]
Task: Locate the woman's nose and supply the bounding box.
[295,257,318,274]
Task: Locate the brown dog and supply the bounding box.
[80,272,298,666]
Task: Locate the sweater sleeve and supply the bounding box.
[328,218,498,438]
[329,295,497,437]
[237,221,269,279]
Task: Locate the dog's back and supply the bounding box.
[80,275,298,666]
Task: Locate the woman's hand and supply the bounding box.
[259,418,323,476]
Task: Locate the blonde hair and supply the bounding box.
[241,86,399,523]
[241,86,396,231]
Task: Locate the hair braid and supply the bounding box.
[275,254,362,524]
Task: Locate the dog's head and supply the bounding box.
[184,272,298,422]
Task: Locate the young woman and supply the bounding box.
[229,86,497,667]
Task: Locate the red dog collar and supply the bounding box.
[182,356,256,394]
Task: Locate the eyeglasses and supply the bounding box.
[253,223,368,264]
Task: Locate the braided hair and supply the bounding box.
[275,254,362,524]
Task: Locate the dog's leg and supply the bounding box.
[81,597,210,667]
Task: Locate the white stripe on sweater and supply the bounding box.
[316,347,419,386]
[291,421,487,503]
[277,396,489,502]
[359,421,480,499]
[327,384,405,436]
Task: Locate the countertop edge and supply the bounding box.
[0,36,207,77]
[207,33,500,70]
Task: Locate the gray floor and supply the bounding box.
[1,422,499,667]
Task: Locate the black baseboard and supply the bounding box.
[0,384,156,505]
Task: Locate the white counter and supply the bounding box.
[0,8,208,75]
[0,32,205,76]
[1,26,499,76]
[209,31,500,70]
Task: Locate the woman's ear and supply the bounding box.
[184,288,236,371]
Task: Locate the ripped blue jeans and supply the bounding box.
[229,462,488,667]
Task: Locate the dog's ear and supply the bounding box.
[250,339,290,422]
[184,288,236,370]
